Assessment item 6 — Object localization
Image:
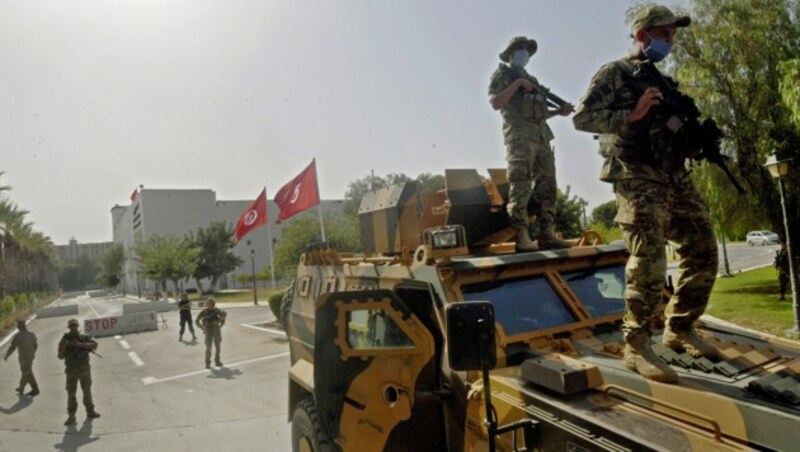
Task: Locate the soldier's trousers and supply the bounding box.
[18,360,38,392]
[613,177,718,340]
[179,311,195,336]
[779,274,789,298]
[204,327,222,364]
[66,368,94,414]
[506,140,557,230]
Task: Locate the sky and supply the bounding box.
[0,0,687,244]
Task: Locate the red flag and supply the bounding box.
[235,189,268,242]
[130,188,138,202]
[274,160,320,222]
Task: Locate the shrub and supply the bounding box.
[268,291,285,321]
[14,293,29,312]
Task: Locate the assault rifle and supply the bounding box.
[644,65,745,194]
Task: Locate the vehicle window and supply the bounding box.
[563,266,626,317]
[461,276,576,336]
[346,309,414,349]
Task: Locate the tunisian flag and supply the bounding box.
[274,160,320,222]
[234,188,268,242]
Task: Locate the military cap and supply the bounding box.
[67,318,80,326]
[499,36,538,62]
[632,5,690,32]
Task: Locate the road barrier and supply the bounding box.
[36,305,79,319]
[84,311,158,337]
[122,301,172,315]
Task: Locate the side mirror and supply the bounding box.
[446,301,496,371]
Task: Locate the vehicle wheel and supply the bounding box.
[748,241,753,246]
[292,399,335,452]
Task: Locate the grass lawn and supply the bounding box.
[706,266,796,337]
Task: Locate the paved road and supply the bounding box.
[0,294,290,452]
[666,241,779,280]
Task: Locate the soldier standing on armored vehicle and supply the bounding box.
[573,5,718,383]
[488,36,575,252]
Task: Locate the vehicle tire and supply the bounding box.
[292,399,335,452]
[748,241,754,246]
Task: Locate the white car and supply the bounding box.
[746,230,779,246]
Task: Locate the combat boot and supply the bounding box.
[514,226,539,252]
[179,334,183,342]
[623,332,678,383]
[537,230,573,250]
[64,414,76,425]
[663,326,716,358]
[87,410,101,419]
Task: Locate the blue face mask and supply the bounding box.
[510,49,530,68]
[643,33,672,62]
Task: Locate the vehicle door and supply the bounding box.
[314,289,436,451]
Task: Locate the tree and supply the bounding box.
[551,186,587,239]
[96,244,125,290]
[591,200,617,229]
[667,0,800,246]
[273,214,361,279]
[187,222,242,293]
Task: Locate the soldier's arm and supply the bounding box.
[195,311,204,329]
[58,338,67,360]
[86,338,98,352]
[3,335,18,360]
[573,64,632,135]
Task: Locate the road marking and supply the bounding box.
[114,335,122,339]
[241,323,285,336]
[85,299,100,317]
[119,340,131,350]
[141,352,289,385]
[129,352,145,366]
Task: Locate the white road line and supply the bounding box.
[114,335,122,339]
[85,299,100,317]
[129,352,145,366]
[141,352,290,386]
[119,340,131,350]
[240,323,285,336]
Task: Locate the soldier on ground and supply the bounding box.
[178,292,196,342]
[573,5,718,383]
[58,318,100,425]
[488,36,575,252]
[775,240,790,301]
[3,320,39,396]
[195,297,227,368]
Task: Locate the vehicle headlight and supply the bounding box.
[432,229,459,249]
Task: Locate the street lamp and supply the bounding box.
[250,248,258,306]
[764,152,800,333]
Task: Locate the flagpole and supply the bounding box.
[313,158,327,242]
[265,189,277,291]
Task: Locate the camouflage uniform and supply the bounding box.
[58,331,98,416]
[4,323,39,395]
[489,62,557,230]
[196,306,227,366]
[488,37,572,251]
[573,7,717,377]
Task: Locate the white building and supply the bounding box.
[111,188,343,296]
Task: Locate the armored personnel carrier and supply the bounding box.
[282,169,800,451]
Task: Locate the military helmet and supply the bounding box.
[499,36,538,62]
[67,318,80,327]
[631,5,690,33]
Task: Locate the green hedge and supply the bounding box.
[1,291,58,331]
[268,291,285,321]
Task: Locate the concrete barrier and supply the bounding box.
[122,301,172,315]
[84,312,158,337]
[87,290,106,298]
[36,305,79,319]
